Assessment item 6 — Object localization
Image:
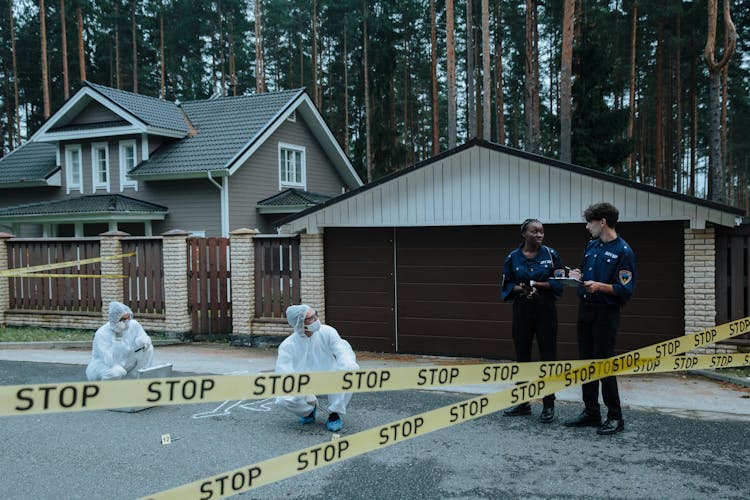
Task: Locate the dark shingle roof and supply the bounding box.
[131,89,304,176]
[257,188,331,208]
[0,194,167,216]
[84,81,189,134]
[0,142,58,185]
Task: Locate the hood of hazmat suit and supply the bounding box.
[275,305,359,374]
[85,301,154,381]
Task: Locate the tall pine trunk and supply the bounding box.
[159,2,165,98]
[655,22,664,188]
[675,6,682,193]
[524,0,539,153]
[255,0,266,93]
[559,0,574,163]
[430,0,439,154]
[446,0,457,148]
[481,0,490,141]
[466,0,475,138]
[40,0,51,118]
[60,0,69,99]
[115,1,121,89]
[77,6,86,81]
[312,0,319,107]
[343,20,349,155]
[627,1,637,179]
[494,2,504,145]
[363,1,372,181]
[10,2,20,145]
[131,0,137,93]
[704,0,736,204]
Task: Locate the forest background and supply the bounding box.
[0,1,748,211]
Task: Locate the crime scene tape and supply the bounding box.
[2,317,750,417]
[0,252,135,278]
[140,317,750,499]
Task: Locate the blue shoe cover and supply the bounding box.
[326,417,343,432]
[299,406,316,424]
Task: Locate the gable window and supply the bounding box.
[91,142,110,192]
[65,145,83,194]
[279,143,305,188]
[119,140,138,191]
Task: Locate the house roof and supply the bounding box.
[257,188,331,214]
[276,138,744,233]
[0,142,59,186]
[0,194,168,222]
[82,81,189,134]
[130,89,305,177]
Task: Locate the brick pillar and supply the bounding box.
[99,230,128,322]
[162,229,192,335]
[684,227,716,349]
[300,233,325,321]
[229,228,258,336]
[0,232,13,326]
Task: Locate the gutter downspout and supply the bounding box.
[207,171,229,237]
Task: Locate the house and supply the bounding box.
[0,82,362,237]
[275,139,744,360]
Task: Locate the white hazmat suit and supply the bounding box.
[85,302,154,381]
[275,305,359,419]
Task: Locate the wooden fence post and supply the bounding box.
[99,230,128,323]
[229,228,258,337]
[162,229,192,336]
[0,232,12,326]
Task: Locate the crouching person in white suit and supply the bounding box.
[86,301,154,381]
[276,304,359,432]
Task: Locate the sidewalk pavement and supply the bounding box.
[1,342,749,421]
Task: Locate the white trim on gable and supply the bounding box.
[91,142,110,192]
[64,144,83,194]
[225,92,362,189]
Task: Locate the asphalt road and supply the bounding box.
[1,360,748,500]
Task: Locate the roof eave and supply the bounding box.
[257,205,315,214]
[0,211,168,223]
[128,169,229,181]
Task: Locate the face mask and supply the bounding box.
[305,319,321,333]
[115,319,130,333]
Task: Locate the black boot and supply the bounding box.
[503,402,531,416]
[563,410,601,428]
[539,406,554,423]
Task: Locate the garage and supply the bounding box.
[325,221,684,360]
[280,139,741,359]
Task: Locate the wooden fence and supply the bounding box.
[6,238,101,311]
[187,237,231,337]
[716,224,750,345]
[254,235,301,319]
[121,238,165,316]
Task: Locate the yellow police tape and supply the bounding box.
[2,317,750,417]
[138,317,750,499]
[0,252,135,278]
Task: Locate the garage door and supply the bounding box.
[325,221,684,360]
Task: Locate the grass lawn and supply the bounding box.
[0,326,96,342]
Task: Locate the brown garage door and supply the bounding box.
[325,221,683,360]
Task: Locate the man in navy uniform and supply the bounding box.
[565,202,636,435]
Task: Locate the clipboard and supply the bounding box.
[549,277,584,287]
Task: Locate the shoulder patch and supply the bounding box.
[619,269,632,286]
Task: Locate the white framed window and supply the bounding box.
[65,144,83,194]
[119,140,138,191]
[91,142,110,192]
[278,143,305,189]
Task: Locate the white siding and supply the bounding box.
[283,145,740,234]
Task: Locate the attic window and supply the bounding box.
[286,110,296,122]
[278,143,305,189]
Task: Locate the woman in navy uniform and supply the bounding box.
[565,202,636,435]
[501,218,565,423]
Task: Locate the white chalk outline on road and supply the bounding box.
[192,371,275,419]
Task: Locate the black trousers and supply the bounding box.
[512,294,557,407]
[577,301,622,419]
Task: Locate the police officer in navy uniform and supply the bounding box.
[501,218,565,423]
[565,202,636,435]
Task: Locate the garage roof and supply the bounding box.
[277,139,743,233]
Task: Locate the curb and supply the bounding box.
[0,339,184,350]
[689,369,750,389]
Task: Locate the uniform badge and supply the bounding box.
[619,270,632,286]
